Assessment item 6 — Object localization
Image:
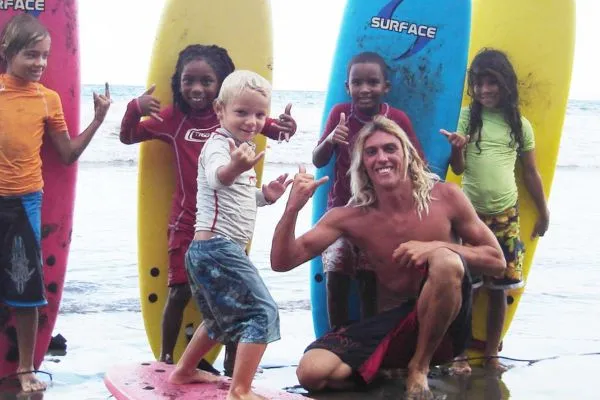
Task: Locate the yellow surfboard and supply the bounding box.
[137,0,273,362]
[446,0,575,362]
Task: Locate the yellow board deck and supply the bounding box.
[446,0,575,362]
[137,0,273,362]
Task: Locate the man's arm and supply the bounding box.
[271,166,331,271]
[445,184,506,277]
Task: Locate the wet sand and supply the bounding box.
[1,306,599,400]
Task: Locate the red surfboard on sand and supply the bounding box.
[104,362,310,400]
[0,0,80,377]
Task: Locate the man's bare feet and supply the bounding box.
[483,357,508,373]
[168,367,228,385]
[226,387,268,400]
[16,370,47,393]
[450,356,472,375]
[405,369,433,400]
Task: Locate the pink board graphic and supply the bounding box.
[0,0,79,377]
[104,362,310,400]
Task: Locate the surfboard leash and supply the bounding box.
[435,351,600,376]
[0,369,53,385]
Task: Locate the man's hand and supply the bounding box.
[392,240,443,270]
[286,165,329,213]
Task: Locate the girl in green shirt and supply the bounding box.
[441,48,549,373]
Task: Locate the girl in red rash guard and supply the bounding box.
[120,44,296,374]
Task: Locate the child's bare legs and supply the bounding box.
[169,323,226,384]
[15,307,46,392]
[160,284,191,363]
[227,342,268,400]
[484,288,507,372]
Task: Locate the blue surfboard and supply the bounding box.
[310,0,471,338]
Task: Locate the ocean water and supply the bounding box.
[3,85,600,399]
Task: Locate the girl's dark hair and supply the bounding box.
[346,51,389,80]
[466,48,524,153]
[0,14,49,69]
[171,44,235,114]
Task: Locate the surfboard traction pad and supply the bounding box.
[104,361,309,399]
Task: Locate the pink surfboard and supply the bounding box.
[104,362,310,400]
[0,0,79,377]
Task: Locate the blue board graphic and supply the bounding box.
[310,0,471,338]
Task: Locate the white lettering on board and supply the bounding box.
[0,0,45,11]
[370,16,437,39]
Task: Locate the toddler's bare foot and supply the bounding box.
[169,368,228,385]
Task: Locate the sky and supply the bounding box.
[78,0,600,100]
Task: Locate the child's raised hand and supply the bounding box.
[227,138,265,172]
[262,173,293,204]
[327,113,349,146]
[440,129,469,149]
[93,82,112,123]
[138,84,163,122]
[272,103,297,143]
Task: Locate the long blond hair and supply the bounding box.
[349,116,438,218]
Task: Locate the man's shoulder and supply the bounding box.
[432,181,464,206]
[327,204,363,216]
[323,205,369,227]
[430,182,473,222]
